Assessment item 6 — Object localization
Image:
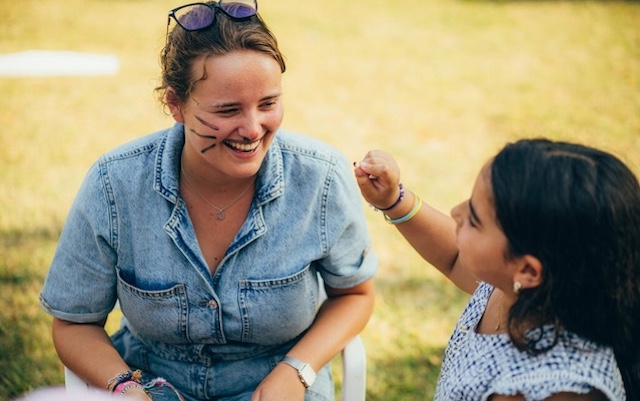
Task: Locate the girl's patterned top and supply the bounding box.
[435,282,625,401]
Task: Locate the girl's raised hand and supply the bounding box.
[354,150,402,210]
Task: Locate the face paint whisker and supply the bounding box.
[200,143,217,153]
[192,130,218,153]
[195,116,220,131]
[195,132,218,140]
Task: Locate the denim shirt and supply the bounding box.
[40,124,376,379]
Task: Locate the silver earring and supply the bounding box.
[513,281,522,294]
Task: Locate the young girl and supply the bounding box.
[355,138,640,400]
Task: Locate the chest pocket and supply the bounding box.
[238,265,319,345]
[116,269,189,344]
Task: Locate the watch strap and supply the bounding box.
[281,356,316,388]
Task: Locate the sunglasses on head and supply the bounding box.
[167,1,258,32]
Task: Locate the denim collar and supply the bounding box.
[153,123,284,206]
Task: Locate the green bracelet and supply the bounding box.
[384,194,422,224]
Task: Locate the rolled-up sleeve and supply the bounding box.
[39,160,118,323]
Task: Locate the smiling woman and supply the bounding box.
[37,2,377,401]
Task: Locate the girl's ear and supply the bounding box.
[166,88,184,123]
[513,254,543,292]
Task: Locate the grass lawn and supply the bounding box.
[1,0,638,399]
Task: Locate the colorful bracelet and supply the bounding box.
[118,383,147,398]
[146,377,185,400]
[384,194,422,224]
[107,369,143,392]
[375,183,404,211]
[109,371,185,401]
[115,380,145,396]
[114,380,141,393]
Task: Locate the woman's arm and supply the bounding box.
[252,279,375,401]
[52,318,150,400]
[289,279,375,370]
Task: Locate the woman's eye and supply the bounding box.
[261,97,280,108]
[217,109,238,115]
[467,216,477,228]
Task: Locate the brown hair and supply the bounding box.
[156,9,286,107]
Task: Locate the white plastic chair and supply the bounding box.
[64,335,366,401]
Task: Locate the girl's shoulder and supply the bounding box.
[490,325,625,400]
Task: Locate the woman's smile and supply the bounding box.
[223,137,263,153]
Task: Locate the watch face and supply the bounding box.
[299,364,316,387]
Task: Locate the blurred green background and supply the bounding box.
[1,0,638,399]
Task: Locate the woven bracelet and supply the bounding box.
[374,183,404,211]
[384,194,422,224]
[107,369,142,392]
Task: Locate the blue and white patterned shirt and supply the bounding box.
[435,282,625,401]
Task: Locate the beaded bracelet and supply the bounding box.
[372,183,404,212]
[107,369,143,392]
[115,381,146,397]
[384,194,422,224]
[114,380,141,393]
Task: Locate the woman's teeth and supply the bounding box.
[225,140,259,152]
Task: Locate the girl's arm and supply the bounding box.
[354,149,477,294]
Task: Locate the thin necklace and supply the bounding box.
[181,168,255,221]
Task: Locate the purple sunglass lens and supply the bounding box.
[220,2,256,18]
[177,5,214,30]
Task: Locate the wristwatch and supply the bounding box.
[280,356,316,388]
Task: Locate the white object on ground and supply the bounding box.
[0,50,119,77]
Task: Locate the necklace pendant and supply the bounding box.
[215,210,225,220]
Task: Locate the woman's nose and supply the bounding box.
[240,111,261,141]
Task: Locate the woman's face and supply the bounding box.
[451,162,515,288]
[172,49,283,179]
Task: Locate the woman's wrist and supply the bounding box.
[107,369,143,392]
[119,385,151,400]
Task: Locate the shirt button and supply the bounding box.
[207,300,218,308]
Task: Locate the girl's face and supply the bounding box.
[172,49,284,180]
[451,162,516,289]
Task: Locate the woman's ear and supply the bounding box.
[166,88,184,123]
[513,254,543,292]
